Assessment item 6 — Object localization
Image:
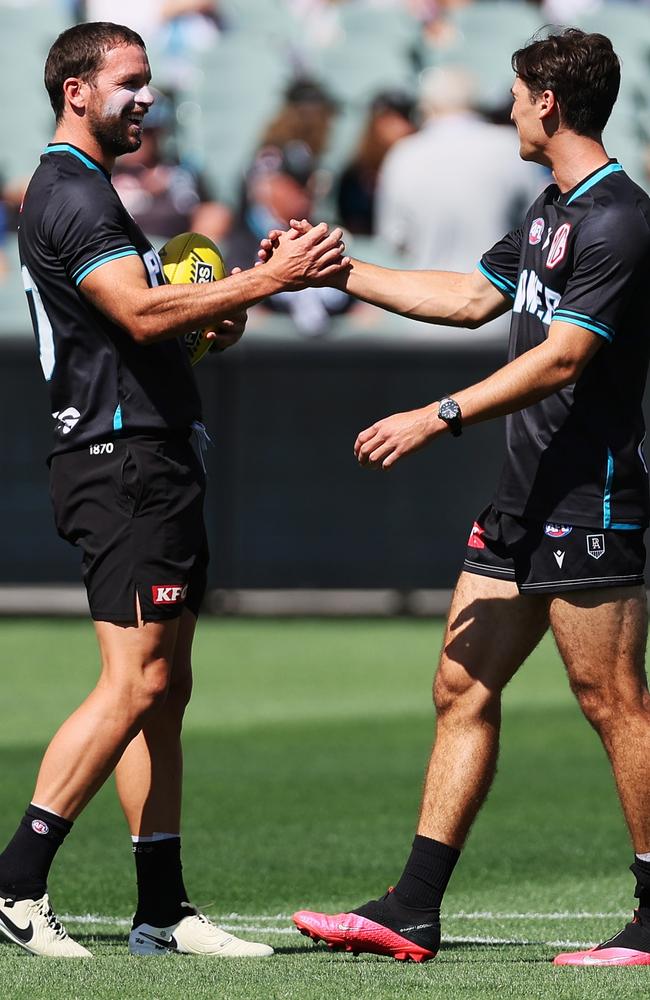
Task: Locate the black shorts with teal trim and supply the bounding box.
[464,504,646,595]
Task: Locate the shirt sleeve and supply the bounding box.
[44,176,139,287]
[478,226,523,301]
[552,207,650,342]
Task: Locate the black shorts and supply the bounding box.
[49,433,209,622]
[464,504,646,595]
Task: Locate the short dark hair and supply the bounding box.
[512,28,620,136]
[44,21,146,122]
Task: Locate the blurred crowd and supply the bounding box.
[1,0,650,334]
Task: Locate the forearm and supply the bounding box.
[444,341,580,431]
[126,264,284,343]
[344,259,491,327]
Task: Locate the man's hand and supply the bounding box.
[258,220,350,288]
[204,266,247,351]
[354,404,442,470]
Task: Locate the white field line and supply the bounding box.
[58,910,621,950]
[60,910,628,926]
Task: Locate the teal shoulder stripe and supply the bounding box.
[554,314,613,342]
[553,308,614,337]
[75,249,138,285]
[44,143,104,174]
[72,246,135,280]
[566,162,623,205]
[477,261,515,298]
[610,523,643,531]
[113,404,123,432]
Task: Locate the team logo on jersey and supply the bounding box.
[191,255,214,284]
[546,223,571,269]
[544,523,573,538]
[151,584,188,605]
[52,406,81,435]
[586,534,605,559]
[528,218,545,245]
[31,820,49,835]
[467,521,486,549]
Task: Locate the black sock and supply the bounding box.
[393,835,460,910]
[0,804,73,900]
[631,856,650,915]
[132,838,190,928]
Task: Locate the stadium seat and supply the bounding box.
[418,2,543,111]
[176,36,291,205]
[0,7,70,185]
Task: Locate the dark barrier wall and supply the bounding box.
[12,322,642,590]
[1,329,506,589]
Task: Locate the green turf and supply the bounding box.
[0,618,646,999]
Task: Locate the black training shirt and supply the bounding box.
[479,161,650,529]
[19,143,202,456]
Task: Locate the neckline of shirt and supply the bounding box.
[557,158,622,206]
[44,142,111,180]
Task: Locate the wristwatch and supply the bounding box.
[437,396,463,437]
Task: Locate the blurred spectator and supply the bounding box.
[410,0,472,50]
[227,142,351,337]
[336,90,416,235]
[84,1,223,89]
[376,65,543,271]
[111,90,231,242]
[261,78,339,161]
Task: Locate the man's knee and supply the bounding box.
[570,673,646,734]
[124,660,172,719]
[162,669,193,724]
[433,663,501,721]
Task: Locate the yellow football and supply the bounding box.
[158,232,227,365]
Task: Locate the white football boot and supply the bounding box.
[129,902,273,957]
[0,891,92,957]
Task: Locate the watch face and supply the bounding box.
[439,399,460,420]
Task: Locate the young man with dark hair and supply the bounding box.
[269,28,650,966]
[2,21,347,958]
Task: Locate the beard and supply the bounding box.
[87,102,142,158]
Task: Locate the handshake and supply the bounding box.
[255,218,351,291]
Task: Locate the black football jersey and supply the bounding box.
[479,161,650,529]
[18,143,202,456]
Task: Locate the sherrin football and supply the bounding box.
[158,232,227,365]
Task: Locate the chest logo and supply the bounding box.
[586,534,605,560]
[546,223,571,269]
[528,218,545,245]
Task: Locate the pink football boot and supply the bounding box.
[293,889,439,963]
[554,911,650,966]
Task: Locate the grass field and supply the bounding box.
[0,617,647,999]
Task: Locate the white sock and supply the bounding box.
[131,832,180,843]
[30,801,65,819]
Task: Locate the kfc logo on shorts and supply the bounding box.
[546,223,571,269]
[544,523,573,538]
[528,218,545,245]
[468,521,486,549]
[152,584,188,605]
[31,820,49,836]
